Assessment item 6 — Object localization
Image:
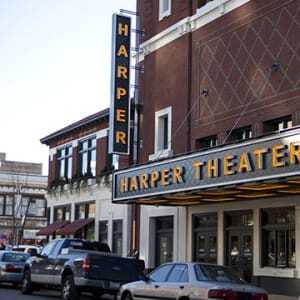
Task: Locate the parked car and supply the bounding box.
[12,245,41,256]
[21,238,145,300]
[0,251,29,287]
[119,262,268,300]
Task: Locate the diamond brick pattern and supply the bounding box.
[197,1,300,121]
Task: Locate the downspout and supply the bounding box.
[186,0,193,153]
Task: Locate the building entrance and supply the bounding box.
[193,213,217,264]
[225,211,253,282]
[155,216,173,267]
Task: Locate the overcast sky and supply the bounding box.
[0,0,136,174]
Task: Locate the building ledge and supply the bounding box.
[138,0,250,62]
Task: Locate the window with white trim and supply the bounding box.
[78,136,96,177]
[154,107,172,155]
[159,0,171,21]
[57,145,72,180]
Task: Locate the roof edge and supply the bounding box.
[40,108,109,145]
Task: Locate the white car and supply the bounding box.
[119,262,268,300]
[12,245,41,256]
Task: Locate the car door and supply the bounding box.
[49,239,66,285]
[31,240,58,285]
[132,264,174,300]
[160,264,190,299]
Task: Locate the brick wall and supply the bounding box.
[137,0,300,160]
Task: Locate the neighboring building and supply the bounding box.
[112,0,300,299]
[0,153,47,245]
[40,109,130,257]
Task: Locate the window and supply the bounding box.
[78,137,96,177]
[150,264,173,282]
[54,205,71,221]
[112,220,123,256]
[167,264,189,282]
[5,196,13,216]
[27,198,46,217]
[75,202,95,220]
[99,221,108,244]
[151,107,172,160]
[159,0,171,21]
[263,116,293,134]
[261,207,295,268]
[195,264,244,284]
[197,0,214,9]
[41,240,58,257]
[57,145,72,180]
[76,204,86,220]
[0,196,4,215]
[227,126,252,143]
[195,135,218,150]
[88,203,96,218]
[0,195,20,216]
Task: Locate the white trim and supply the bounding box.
[138,0,250,62]
[149,106,172,161]
[49,128,108,155]
[159,0,172,21]
[96,128,109,139]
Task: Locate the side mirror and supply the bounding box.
[143,275,151,282]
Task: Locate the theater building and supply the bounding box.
[112,0,300,298]
[40,109,130,257]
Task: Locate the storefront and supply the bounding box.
[113,127,300,297]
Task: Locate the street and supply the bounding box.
[0,283,95,300]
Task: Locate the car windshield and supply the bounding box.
[3,252,29,262]
[195,264,245,284]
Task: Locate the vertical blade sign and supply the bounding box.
[109,14,131,155]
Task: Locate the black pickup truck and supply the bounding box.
[21,239,144,300]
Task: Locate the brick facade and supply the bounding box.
[137,0,300,161]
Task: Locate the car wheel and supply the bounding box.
[61,275,79,300]
[124,292,133,300]
[21,270,33,295]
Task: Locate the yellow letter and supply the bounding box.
[207,159,219,178]
[120,177,128,193]
[272,144,285,168]
[173,166,184,184]
[116,88,127,100]
[224,155,236,176]
[238,153,252,173]
[118,23,129,36]
[117,66,128,79]
[116,109,126,122]
[150,170,159,188]
[116,131,126,144]
[160,169,169,186]
[129,176,138,192]
[253,148,268,170]
[290,143,300,165]
[117,45,129,57]
[139,173,149,190]
[193,161,204,180]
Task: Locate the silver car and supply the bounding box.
[119,262,268,300]
[0,251,29,286]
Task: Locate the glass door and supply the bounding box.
[225,211,253,282]
[155,216,173,266]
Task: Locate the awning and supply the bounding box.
[57,218,94,236]
[36,221,69,236]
